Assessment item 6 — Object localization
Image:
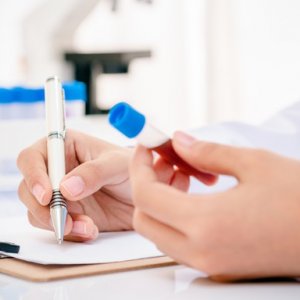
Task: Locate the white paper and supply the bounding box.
[0,217,162,265]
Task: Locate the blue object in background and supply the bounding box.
[0,81,87,119]
[12,86,44,103]
[63,81,86,102]
[63,81,87,117]
[0,88,14,104]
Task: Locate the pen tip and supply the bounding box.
[50,205,67,245]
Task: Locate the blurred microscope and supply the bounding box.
[23,0,152,114]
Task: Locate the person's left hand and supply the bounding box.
[130,131,300,281]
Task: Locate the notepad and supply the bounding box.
[0,216,162,265]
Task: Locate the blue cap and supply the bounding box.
[0,88,13,103]
[0,81,87,104]
[12,87,44,103]
[109,102,146,138]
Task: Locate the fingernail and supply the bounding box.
[32,184,46,204]
[61,176,85,197]
[174,131,196,147]
[71,221,87,235]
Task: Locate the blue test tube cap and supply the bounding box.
[109,102,146,138]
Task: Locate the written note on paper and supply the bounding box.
[0,217,162,265]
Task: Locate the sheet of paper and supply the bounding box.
[0,217,162,265]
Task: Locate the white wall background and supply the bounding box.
[0,0,42,85]
[1,0,300,131]
[207,0,300,125]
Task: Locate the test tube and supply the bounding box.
[109,102,217,184]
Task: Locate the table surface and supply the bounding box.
[1,265,300,300]
[1,117,300,299]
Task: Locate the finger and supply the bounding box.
[133,210,190,266]
[18,180,53,227]
[27,211,51,230]
[153,157,175,184]
[130,145,201,231]
[64,214,99,242]
[17,130,120,205]
[65,130,120,166]
[173,131,251,179]
[60,150,130,201]
[28,211,97,242]
[27,211,72,236]
[19,180,73,233]
[170,170,190,192]
[154,157,190,191]
[17,139,52,205]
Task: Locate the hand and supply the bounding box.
[130,131,300,281]
[17,130,189,242]
[17,130,135,242]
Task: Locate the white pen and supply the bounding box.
[45,76,68,244]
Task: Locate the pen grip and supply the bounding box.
[47,138,66,190]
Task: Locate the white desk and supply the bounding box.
[1,117,300,299]
[1,265,300,300]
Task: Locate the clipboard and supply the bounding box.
[0,256,176,282]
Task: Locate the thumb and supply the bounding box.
[173,131,250,178]
[60,150,129,200]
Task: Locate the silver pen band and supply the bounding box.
[48,131,66,140]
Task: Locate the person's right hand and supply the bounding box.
[17,130,136,242]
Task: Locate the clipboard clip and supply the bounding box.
[0,242,20,257]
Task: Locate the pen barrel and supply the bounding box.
[48,137,67,211]
[45,77,65,133]
[47,137,66,190]
[45,76,67,243]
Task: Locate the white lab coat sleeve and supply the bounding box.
[188,100,300,193]
[190,100,300,159]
